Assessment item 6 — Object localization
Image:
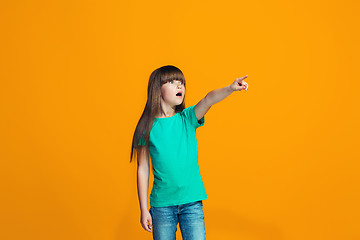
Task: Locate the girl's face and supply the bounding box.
[160,80,185,107]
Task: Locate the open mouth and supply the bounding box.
[176,92,182,97]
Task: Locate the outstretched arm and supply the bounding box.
[194,75,248,121]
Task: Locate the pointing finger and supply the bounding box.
[240,75,248,80]
[237,75,248,84]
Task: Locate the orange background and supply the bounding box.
[1,0,359,239]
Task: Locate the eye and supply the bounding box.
[169,80,174,84]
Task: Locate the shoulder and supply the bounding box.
[181,105,195,113]
[180,105,196,118]
[180,105,205,128]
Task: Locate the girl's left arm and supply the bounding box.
[194,75,248,121]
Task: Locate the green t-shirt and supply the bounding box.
[139,104,207,207]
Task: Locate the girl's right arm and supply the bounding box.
[137,146,153,232]
[194,75,248,121]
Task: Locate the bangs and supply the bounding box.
[160,68,186,85]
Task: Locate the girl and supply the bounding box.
[130,65,248,240]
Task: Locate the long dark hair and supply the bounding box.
[130,65,186,162]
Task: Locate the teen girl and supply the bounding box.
[130,65,248,240]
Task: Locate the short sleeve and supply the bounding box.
[182,105,205,129]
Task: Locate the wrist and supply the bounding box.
[228,84,235,92]
[141,206,149,213]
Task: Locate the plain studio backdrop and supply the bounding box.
[0,0,359,239]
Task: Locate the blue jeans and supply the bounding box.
[149,200,206,240]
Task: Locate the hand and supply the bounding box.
[140,209,153,232]
[230,75,249,91]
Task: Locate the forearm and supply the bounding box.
[137,167,149,212]
[205,85,234,106]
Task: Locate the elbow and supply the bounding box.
[137,163,149,174]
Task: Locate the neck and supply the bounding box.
[156,101,176,118]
